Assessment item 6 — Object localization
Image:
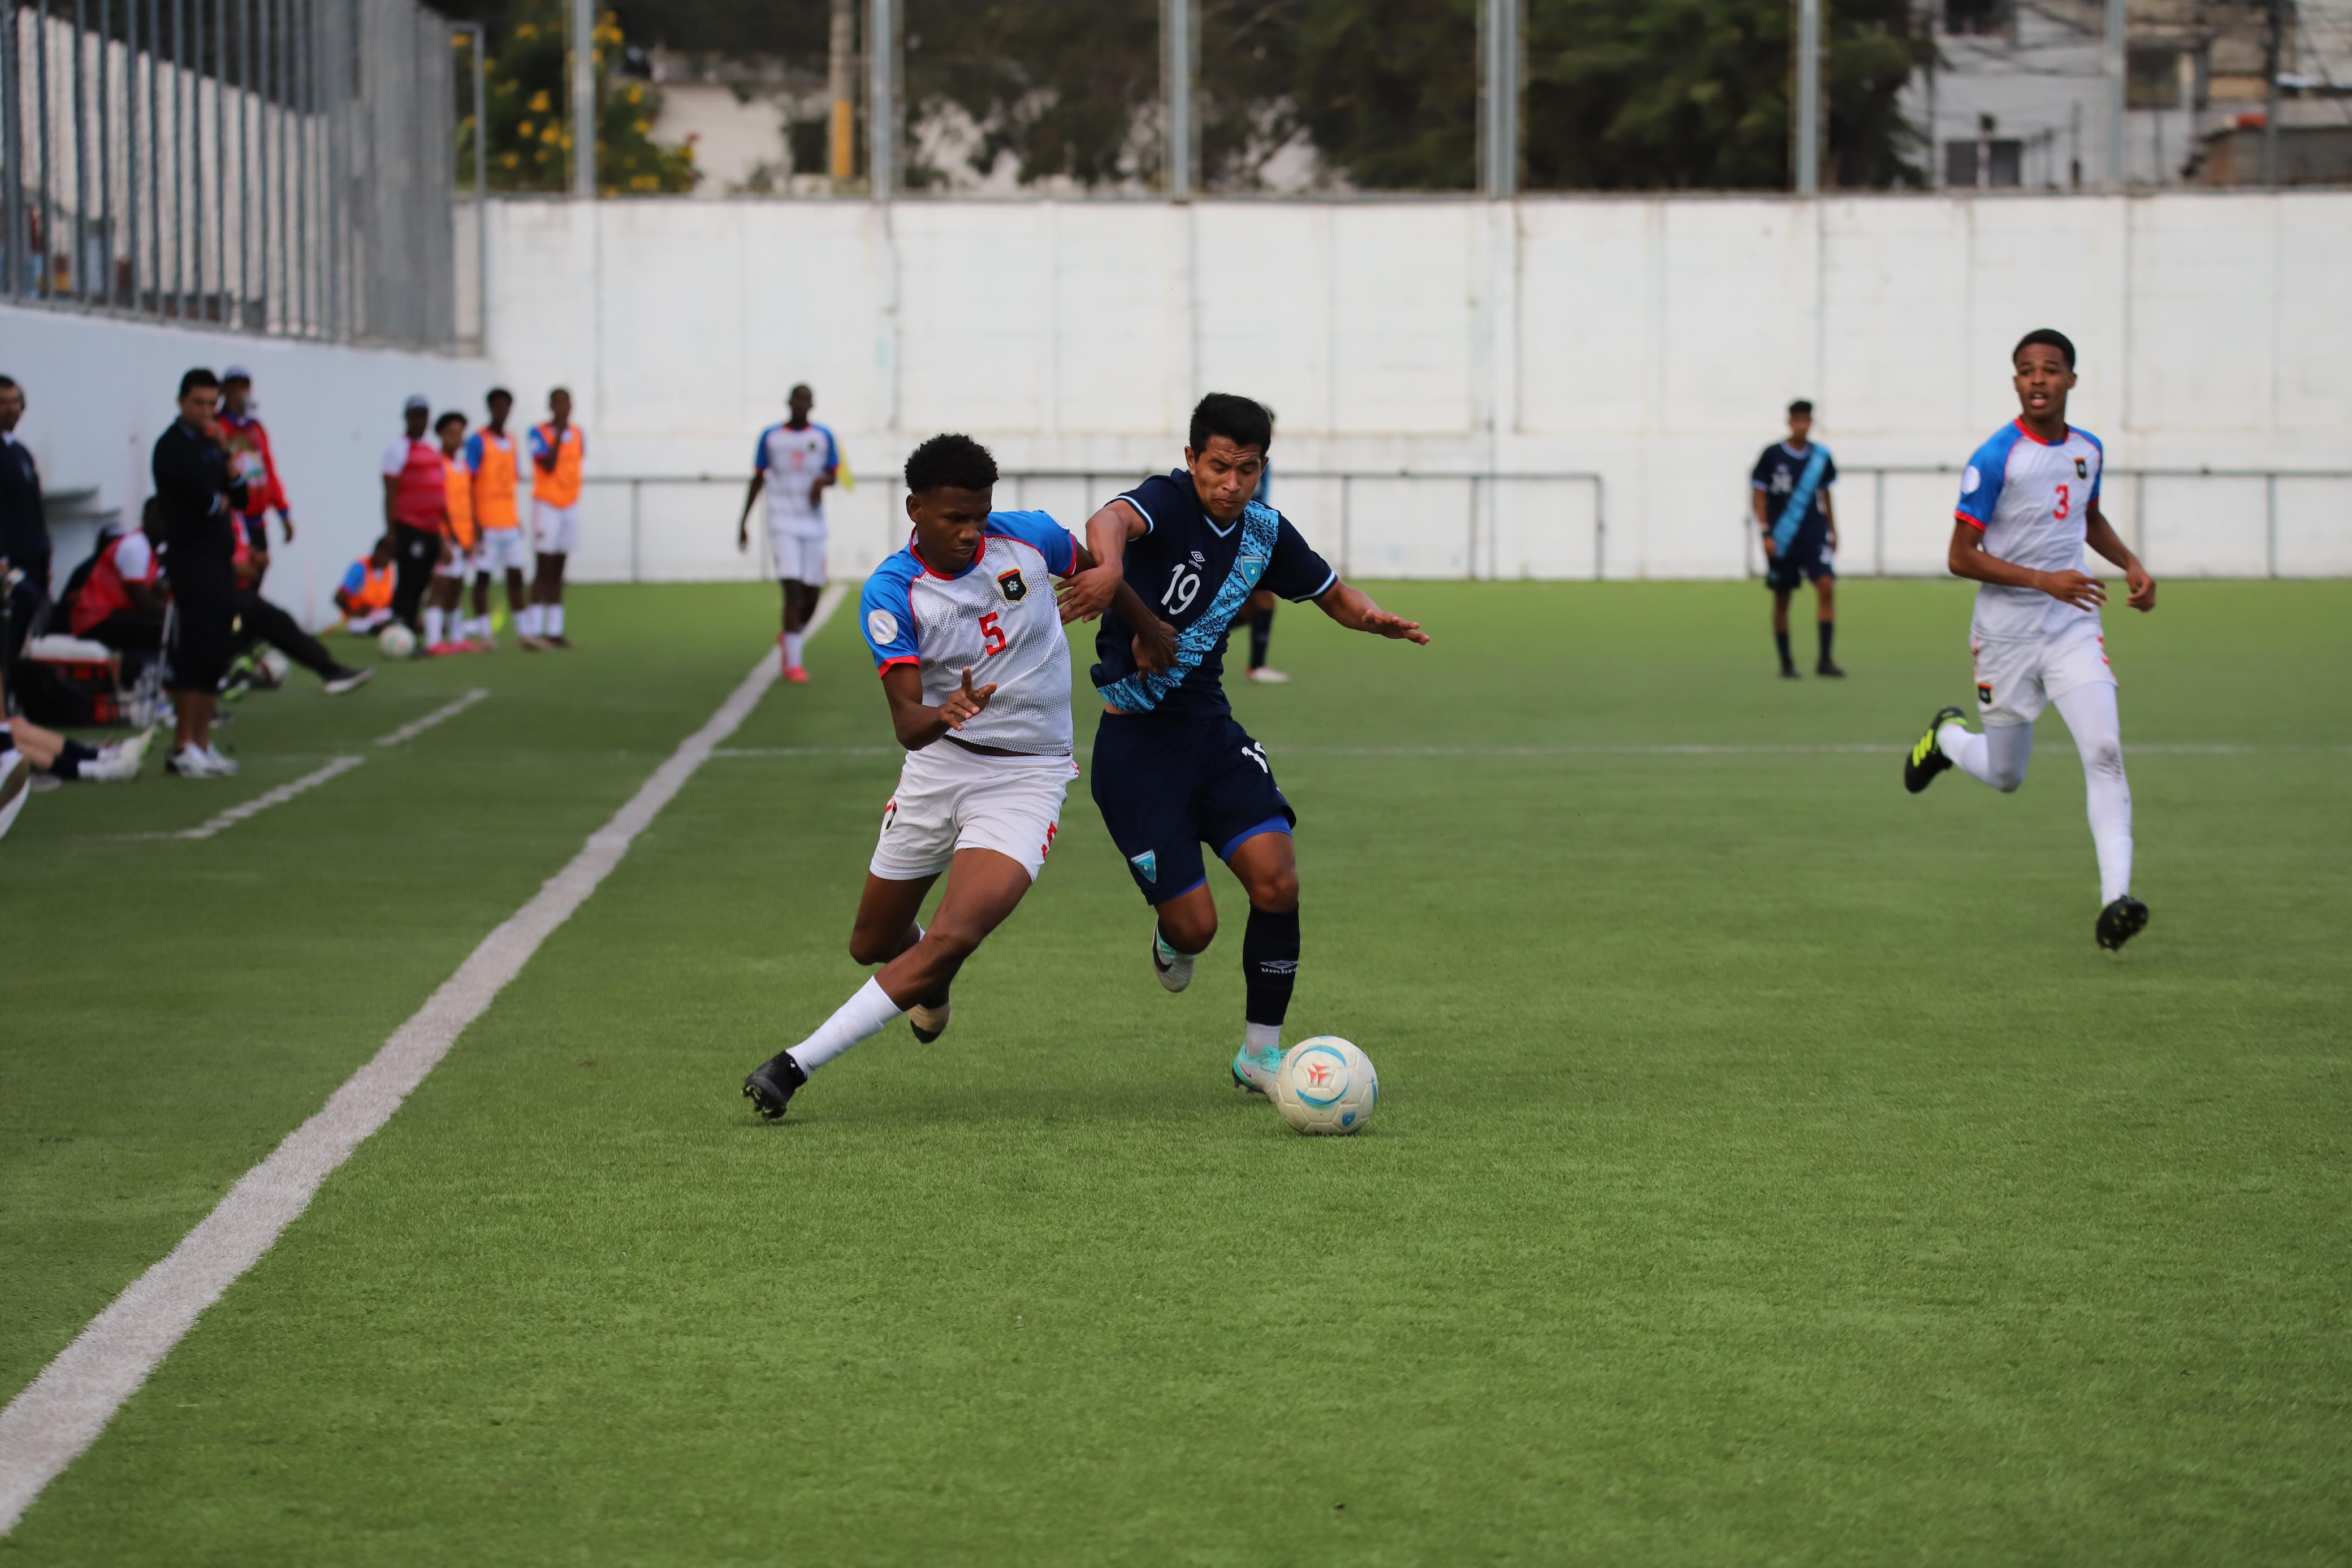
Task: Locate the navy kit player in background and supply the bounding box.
[1903,329,2156,951]
[742,435,1171,1119]
[1060,393,1428,1096]
[1750,399,1843,678]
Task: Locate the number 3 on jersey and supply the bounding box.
[2054,483,2070,520]
[978,610,1007,657]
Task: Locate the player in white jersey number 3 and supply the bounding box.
[1902,328,2158,951]
[743,435,1174,1118]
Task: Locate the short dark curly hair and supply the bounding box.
[2013,328,2076,369]
[903,433,999,496]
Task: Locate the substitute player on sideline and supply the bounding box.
[1751,399,1842,678]
[524,387,585,648]
[465,387,531,648]
[1059,393,1428,1096]
[741,435,1172,1120]
[736,383,838,682]
[424,411,479,655]
[1903,328,2156,951]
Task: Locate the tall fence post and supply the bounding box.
[1480,0,1519,198]
[2104,0,2127,190]
[568,0,592,197]
[1794,0,1821,196]
[1162,0,1191,198]
[868,0,893,198]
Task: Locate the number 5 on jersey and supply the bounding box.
[978,610,1007,657]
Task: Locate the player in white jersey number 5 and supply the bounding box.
[743,435,1174,1119]
[1902,328,2159,951]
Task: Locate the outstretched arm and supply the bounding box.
[1311,581,1429,644]
[881,662,998,751]
[1060,537,1174,670]
[1947,519,2107,611]
[1056,500,1147,623]
[2083,502,2156,611]
[737,473,764,548]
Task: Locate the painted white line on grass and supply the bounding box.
[375,687,490,748]
[175,755,367,840]
[708,740,2346,761]
[0,587,841,1537]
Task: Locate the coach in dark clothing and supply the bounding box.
[0,375,51,656]
[152,368,248,774]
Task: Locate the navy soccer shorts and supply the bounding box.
[1090,711,1296,904]
[1764,544,1834,592]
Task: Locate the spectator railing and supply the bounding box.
[574,468,1608,586]
[1759,465,2352,580]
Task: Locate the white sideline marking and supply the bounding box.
[0,588,840,1536]
[175,755,366,840]
[375,688,490,748]
[708,740,2345,761]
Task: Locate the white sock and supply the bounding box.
[1944,720,2032,792]
[472,616,492,640]
[423,607,444,646]
[2053,682,2133,903]
[783,631,805,668]
[785,977,909,1076]
[518,604,541,635]
[1244,1021,1282,1055]
[547,603,565,636]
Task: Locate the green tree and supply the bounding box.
[1521,0,1931,191]
[456,2,702,194]
[901,0,1164,189]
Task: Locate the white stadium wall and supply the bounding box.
[496,191,2339,583]
[3,306,488,626]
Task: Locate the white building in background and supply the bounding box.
[631,51,834,197]
[1909,0,2352,189]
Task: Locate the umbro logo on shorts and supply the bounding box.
[1977,681,1994,705]
[997,569,1027,603]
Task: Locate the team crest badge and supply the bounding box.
[2075,457,2089,479]
[997,569,1027,603]
[1977,681,1994,706]
[1129,850,1157,883]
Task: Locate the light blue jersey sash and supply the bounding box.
[1097,499,1281,714]
[1771,444,1831,552]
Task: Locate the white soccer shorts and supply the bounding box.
[473,526,531,575]
[433,543,469,579]
[869,742,1077,883]
[767,527,827,586]
[1971,616,2116,728]
[532,500,580,556]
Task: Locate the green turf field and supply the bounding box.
[3,579,2347,1565]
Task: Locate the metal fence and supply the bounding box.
[1751,465,2352,580]
[1,0,454,344]
[573,469,1609,586]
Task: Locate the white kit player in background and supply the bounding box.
[738,382,840,683]
[741,434,1175,1120]
[1903,328,2159,951]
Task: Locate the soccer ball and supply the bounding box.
[253,648,291,688]
[1272,1037,1379,1136]
[378,623,417,660]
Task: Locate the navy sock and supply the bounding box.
[1242,906,1299,1028]
[1774,629,1793,669]
[1248,607,1273,670]
[1818,620,1835,661]
[52,738,99,780]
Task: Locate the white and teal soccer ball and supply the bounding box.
[254,648,292,688]
[377,623,417,660]
[1273,1037,1379,1136]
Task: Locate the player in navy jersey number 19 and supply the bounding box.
[1058,393,1429,1097]
[1902,329,2158,951]
[742,436,1173,1119]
